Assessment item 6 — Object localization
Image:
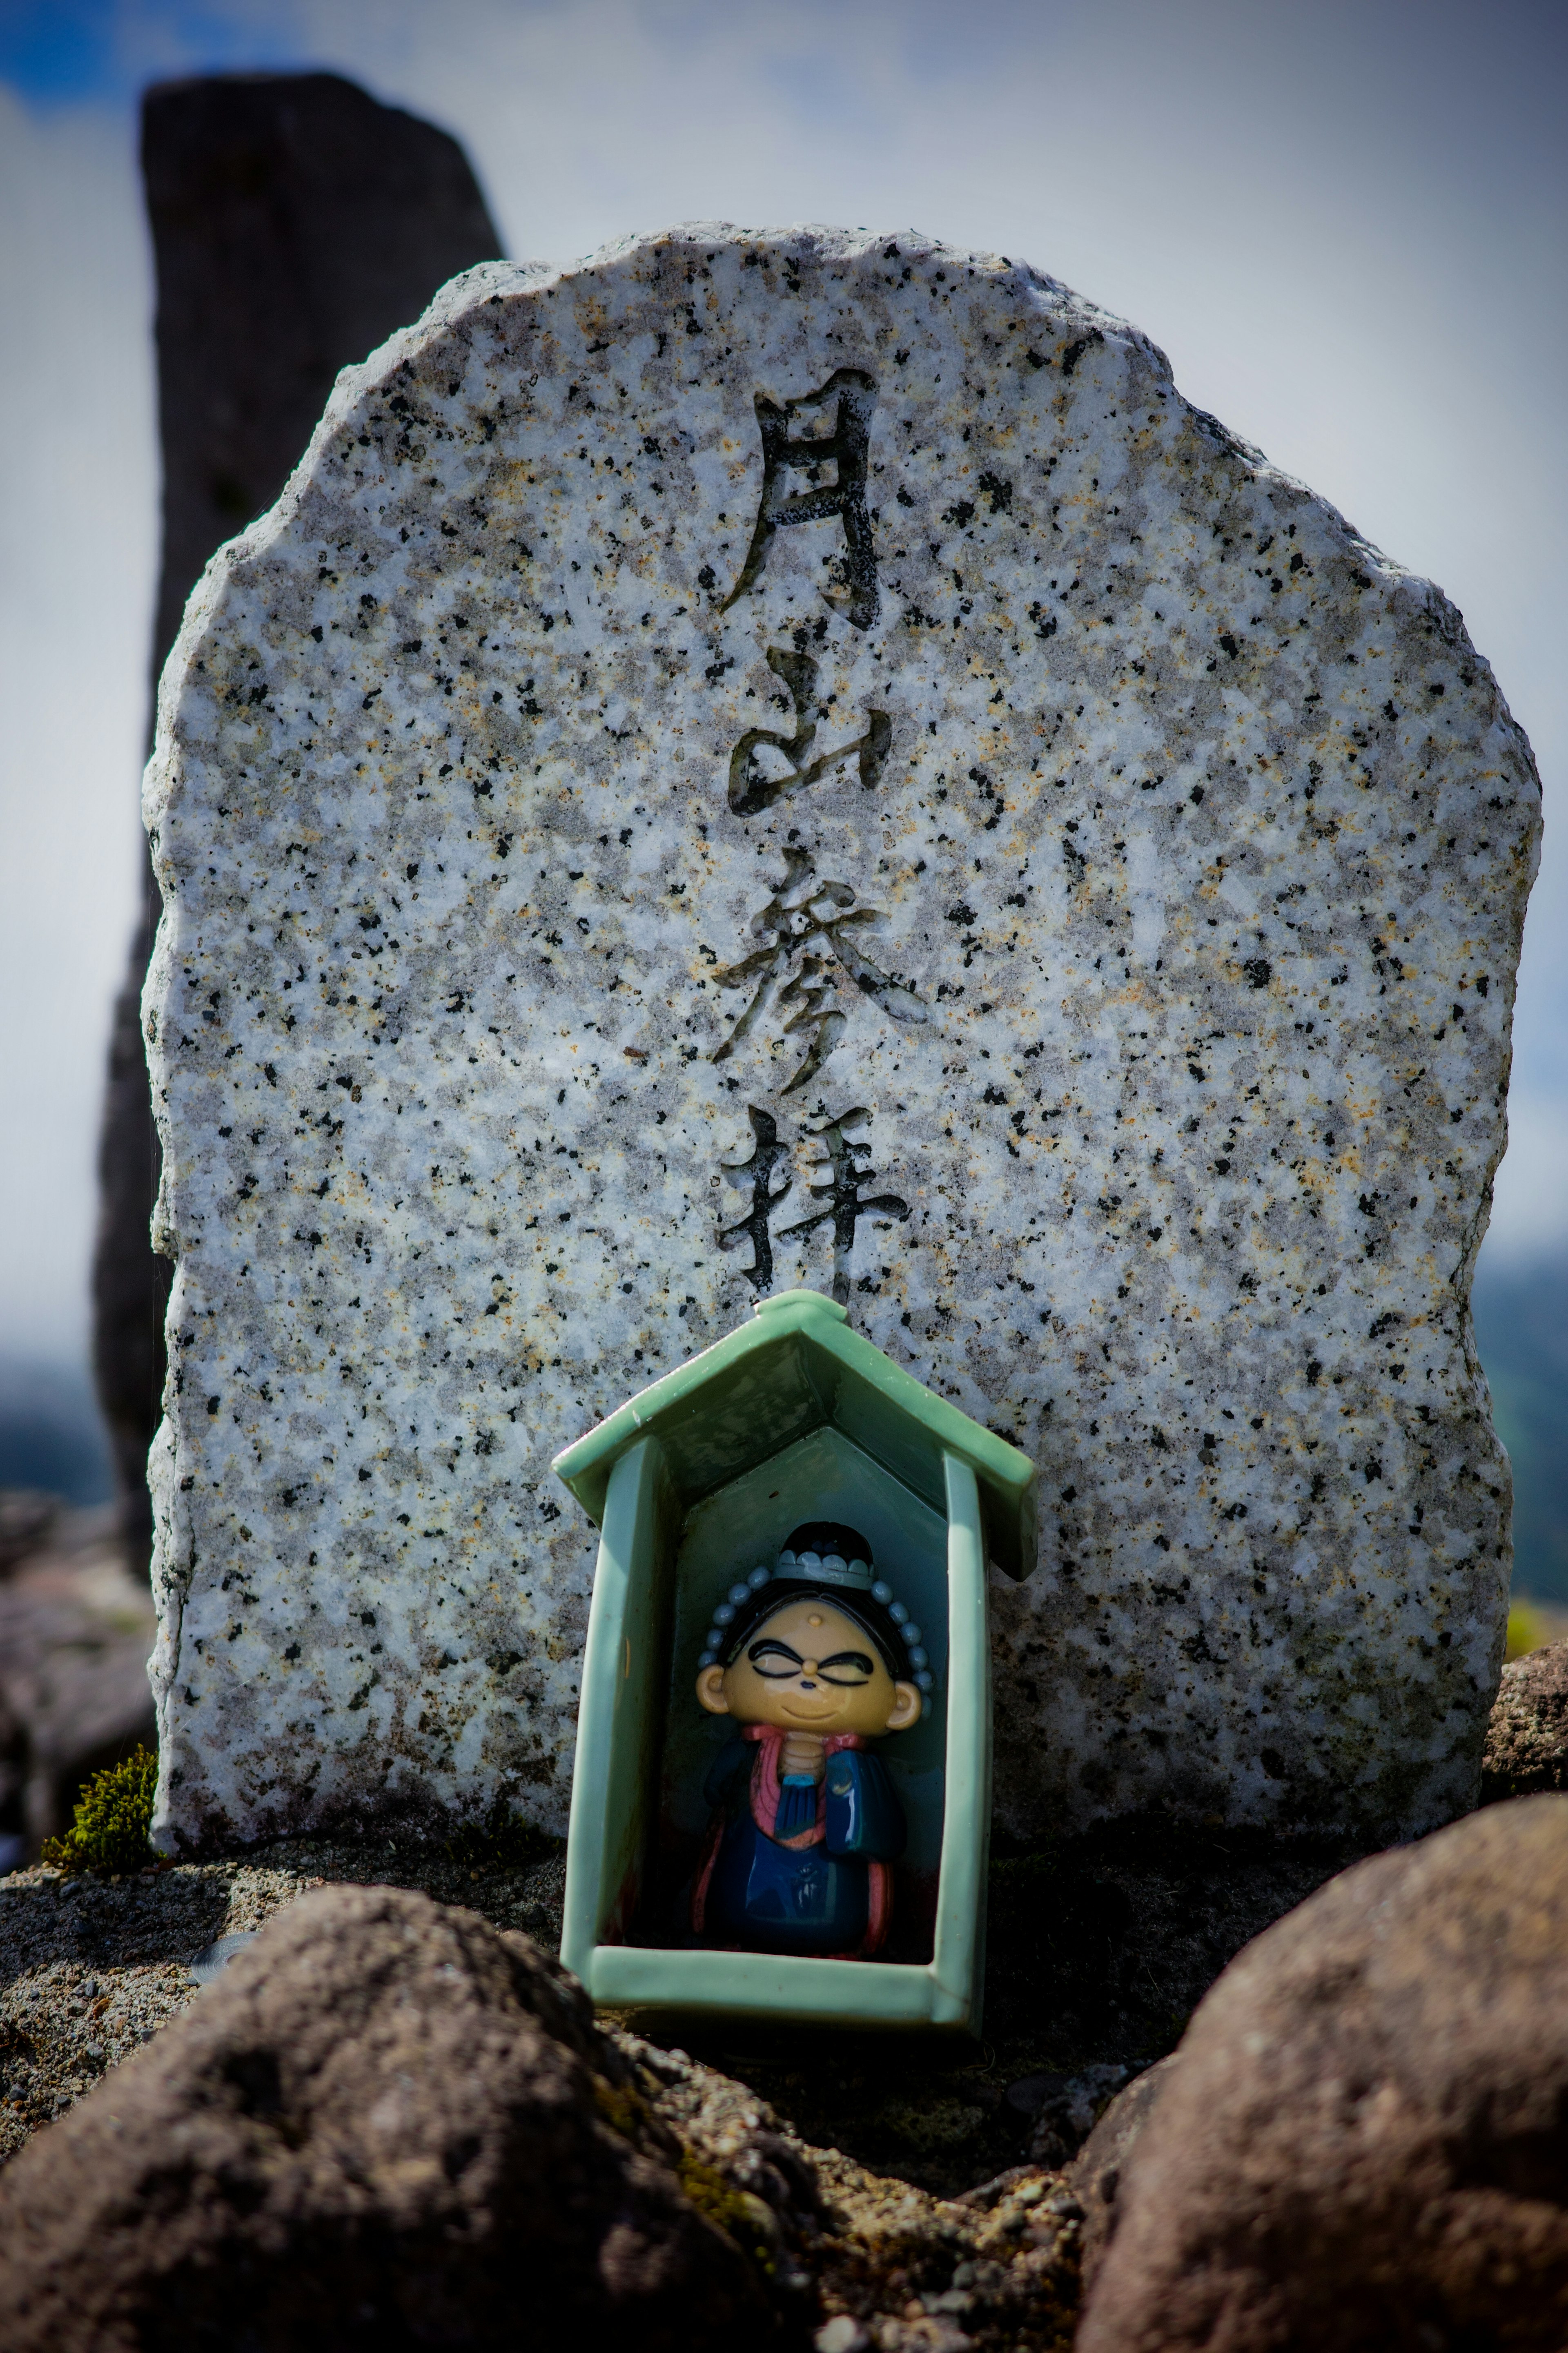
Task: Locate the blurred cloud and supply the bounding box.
[0,0,1563,1381]
[1488,1098,1568,1262]
[0,80,154,1368]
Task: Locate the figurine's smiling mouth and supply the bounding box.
[780,1697,839,1721]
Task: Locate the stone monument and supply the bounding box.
[142,226,1539,1854]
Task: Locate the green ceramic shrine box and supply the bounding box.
[552,1290,1037,2034]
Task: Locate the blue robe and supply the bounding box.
[697,1738,906,1957]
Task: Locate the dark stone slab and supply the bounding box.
[93,73,502,1568]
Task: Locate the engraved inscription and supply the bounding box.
[722,368,880,630]
[728,645,891,818]
[717,1105,793,1293]
[716,1103,909,1304]
[711,362,912,1287]
[711,847,927,1095]
[780,1107,910,1307]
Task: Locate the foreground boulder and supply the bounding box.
[1483,1639,1568,1800]
[1079,1796,1568,2351]
[1066,2056,1180,2294]
[0,1883,771,2351]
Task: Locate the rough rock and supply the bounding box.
[0,1832,566,2168]
[93,73,502,1572]
[1065,2054,1180,2294]
[0,1882,771,2351]
[143,222,1538,1853]
[0,1492,60,1575]
[1003,2060,1143,2169]
[1481,1636,1568,1799]
[552,1818,1362,2197]
[0,1865,1085,2348]
[609,2034,1083,2351]
[1078,1794,1568,2351]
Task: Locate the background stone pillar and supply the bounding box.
[93,72,502,1570]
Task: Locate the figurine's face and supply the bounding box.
[695,1595,920,1738]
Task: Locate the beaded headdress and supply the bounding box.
[695,1529,935,1698]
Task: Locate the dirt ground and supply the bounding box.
[0,1815,1363,2196]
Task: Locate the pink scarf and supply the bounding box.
[742,1722,866,1849]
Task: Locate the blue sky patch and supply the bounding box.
[0,0,305,107]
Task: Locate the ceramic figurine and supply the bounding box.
[691,1522,933,1958]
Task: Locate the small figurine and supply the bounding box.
[691,1522,933,1958]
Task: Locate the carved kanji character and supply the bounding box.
[780,1108,909,1306]
[717,1105,793,1293]
[722,368,880,630]
[728,645,891,818]
[711,848,926,1095]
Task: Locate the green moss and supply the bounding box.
[590,2074,648,2141]
[443,1796,563,1872]
[592,2072,780,2279]
[41,1745,158,1875]
[677,2154,776,2275]
[1507,1601,1544,1660]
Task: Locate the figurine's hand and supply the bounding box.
[781,1731,826,1781]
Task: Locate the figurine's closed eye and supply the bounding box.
[817,1649,875,1687]
[749,1639,805,1679]
[748,1639,876,1686]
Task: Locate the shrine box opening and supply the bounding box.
[552,1289,1036,2034]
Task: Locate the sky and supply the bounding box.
[1,0,1564,1384]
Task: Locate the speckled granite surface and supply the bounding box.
[143,224,1539,1853]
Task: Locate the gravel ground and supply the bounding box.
[629,2031,1082,2351]
[1,1817,1362,2198]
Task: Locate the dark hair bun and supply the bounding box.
[783,1522,873,1565]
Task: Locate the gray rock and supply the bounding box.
[1078,1796,1568,2351]
[187,1927,257,1981]
[0,1832,567,2166]
[612,2033,1084,2349]
[1002,2060,1138,2166]
[92,74,502,1574]
[0,1849,1090,2346]
[0,1492,60,1577]
[143,223,1538,1855]
[0,1883,772,2351]
[0,1510,156,1853]
[0,1813,1333,2199]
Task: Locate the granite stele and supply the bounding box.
[143,224,1540,1856]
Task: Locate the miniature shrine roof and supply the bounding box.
[551,1289,1037,1581]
